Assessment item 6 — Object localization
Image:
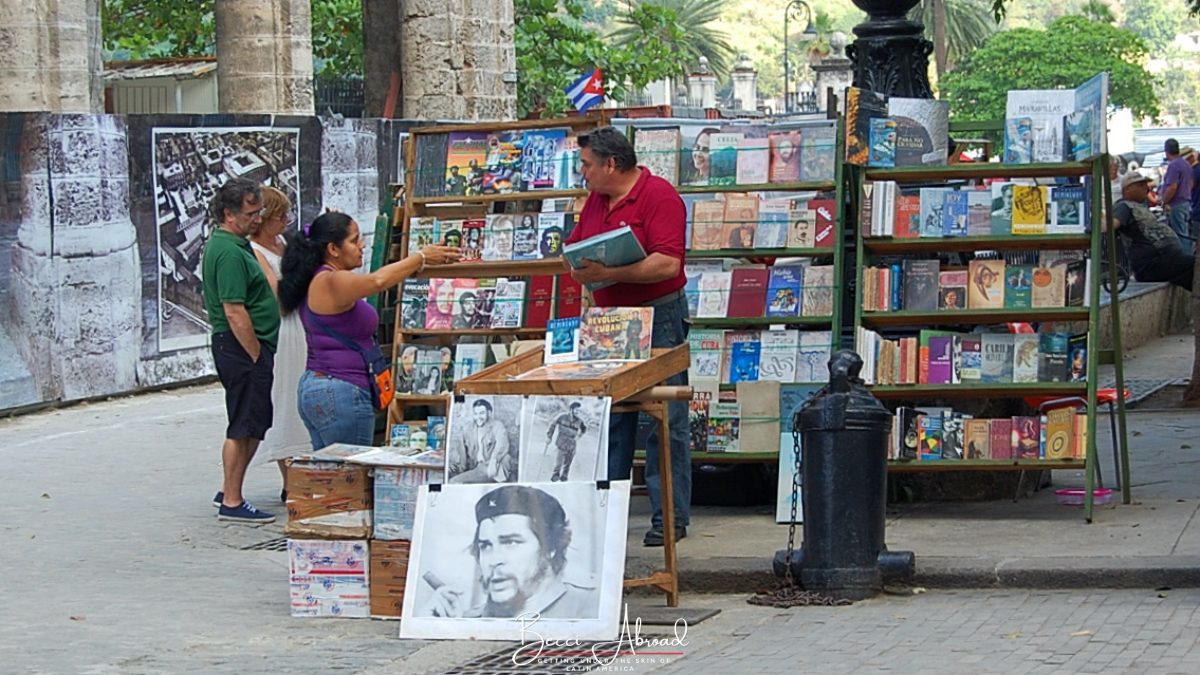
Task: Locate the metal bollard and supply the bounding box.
[772,349,915,600]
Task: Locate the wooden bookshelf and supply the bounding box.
[688,315,834,327]
[861,307,1089,328]
[410,188,587,206]
[414,258,567,279]
[864,160,1093,183]
[869,383,1088,399]
[686,247,836,259]
[862,234,1091,254]
[396,327,547,337]
[887,459,1086,473]
[677,180,836,195]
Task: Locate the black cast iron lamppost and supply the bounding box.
[783,0,817,114]
[846,0,932,98]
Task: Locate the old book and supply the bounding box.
[409,216,439,250]
[960,336,982,382]
[459,219,485,261]
[696,270,733,318]
[963,418,990,459]
[981,333,1016,383]
[722,331,761,383]
[755,198,791,248]
[722,194,760,249]
[544,317,580,364]
[727,265,770,318]
[1004,264,1034,309]
[1012,333,1040,383]
[990,182,1014,235]
[1049,183,1087,234]
[918,187,949,237]
[688,328,724,380]
[902,259,940,311]
[867,117,898,167]
[1012,416,1041,459]
[481,131,524,193]
[524,274,554,328]
[966,189,992,236]
[894,190,922,238]
[578,307,653,361]
[887,97,950,166]
[536,212,566,258]
[689,381,717,454]
[708,132,741,186]
[990,418,1013,460]
[1073,412,1088,459]
[555,273,582,319]
[1069,334,1088,382]
[796,330,832,383]
[926,335,955,385]
[894,407,921,460]
[918,413,943,461]
[799,123,836,182]
[1011,184,1049,234]
[759,329,800,383]
[810,198,837,248]
[737,381,781,457]
[691,200,726,250]
[512,213,540,260]
[685,259,724,317]
[521,127,568,189]
[635,126,681,185]
[942,190,969,236]
[444,132,488,196]
[938,269,967,310]
[800,265,835,317]
[1044,407,1075,460]
[736,135,770,185]
[449,281,482,329]
[942,411,966,460]
[490,278,525,329]
[768,129,803,183]
[482,214,516,261]
[787,205,816,248]
[1038,332,1069,382]
[845,86,889,166]
[1065,259,1087,307]
[401,279,430,330]
[707,393,741,453]
[1030,265,1066,308]
[766,264,804,317]
[967,259,1005,309]
[455,343,488,380]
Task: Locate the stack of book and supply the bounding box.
[861,181,1090,238]
[854,328,1087,386]
[890,407,1087,462]
[441,127,579,196]
[688,193,836,250]
[688,329,832,385]
[409,211,573,264]
[685,262,836,319]
[401,273,583,332]
[633,122,837,187]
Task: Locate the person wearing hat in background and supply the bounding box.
[1160,138,1194,243]
[420,485,599,619]
[1113,171,1194,291]
[1186,146,1200,248]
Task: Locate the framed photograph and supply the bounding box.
[518,396,611,482]
[400,480,631,640]
[446,394,524,484]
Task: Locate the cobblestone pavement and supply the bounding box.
[629,589,1200,675]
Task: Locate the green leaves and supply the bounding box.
[941,15,1160,123]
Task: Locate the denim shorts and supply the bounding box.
[296,370,376,450]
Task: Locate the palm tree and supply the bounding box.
[909,0,996,77]
[610,0,736,81]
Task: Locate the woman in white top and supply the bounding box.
[248,186,310,501]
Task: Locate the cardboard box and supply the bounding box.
[374,466,443,540]
[285,461,373,539]
[288,539,370,618]
[369,539,411,619]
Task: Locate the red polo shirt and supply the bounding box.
[566,167,687,307]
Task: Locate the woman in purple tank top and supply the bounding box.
[279,212,460,449]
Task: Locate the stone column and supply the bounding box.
[0,0,102,113]
[730,54,758,111]
[363,0,402,117]
[812,33,854,114]
[11,114,141,401]
[401,0,516,120]
[215,0,315,114]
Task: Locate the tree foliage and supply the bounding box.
[102,0,361,77]
[1122,0,1186,52]
[992,0,1200,21]
[1079,0,1115,23]
[515,0,685,118]
[941,16,1159,123]
[609,0,735,81]
[908,0,996,75]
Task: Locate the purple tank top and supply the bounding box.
[301,269,379,390]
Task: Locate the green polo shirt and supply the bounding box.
[201,228,280,353]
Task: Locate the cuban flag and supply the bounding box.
[565,69,605,113]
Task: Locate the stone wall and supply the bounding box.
[400,0,516,120]
[215,0,315,115]
[0,0,102,113]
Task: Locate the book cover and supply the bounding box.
[1003,116,1035,164]
[720,331,758,384]
[482,214,515,261]
[684,260,724,317]
[401,279,430,330]
[1044,406,1074,460]
[800,265,835,317]
[777,383,822,521]
[918,413,944,461]
[697,270,733,318]
[1049,183,1087,234]
[1004,88,1075,163]
[1030,266,1066,308]
[450,281,483,329]
[490,278,525,328]
[412,345,452,394]
[939,269,968,310]
[1038,331,1069,382]
[511,213,540,260]
[481,131,524,193]
[1072,72,1110,156]
[787,205,816,248]
[902,259,940,311]
[990,418,1013,460]
[960,336,982,382]
[810,198,837,248]
[766,264,804,317]
[918,187,949,237]
[635,126,681,186]
[722,194,760,249]
[578,307,654,361]
[556,273,582,319]
[1012,416,1041,459]
[796,330,832,383]
[708,132,741,186]
[799,123,836,182]
[860,181,876,237]
[894,191,922,238]
[688,328,724,380]
[867,117,898,168]
[561,225,648,290]
[689,381,717,454]
[1004,264,1034,309]
[389,423,410,449]
[1011,184,1048,234]
[754,198,791,248]
[707,412,740,453]
[536,212,566,258]
[727,265,770,318]
[895,407,921,460]
[942,190,968,236]
[736,135,770,185]
[426,278,470,330]
[1073,412,1088,459]
[768,130,802,183]
[691,200,726,250]
[409,216,439,250]
[927,336,955,385]
[845,86,889,166]
[519,127,567,189]
[444,132,488,195]
[887,97,950,166]
[1069,334,1088,382]
[1065,259,1087,307]
[460,219,485,261]
[558,133,582,189]
[990,182,1014,235]
[544,317,581,364]
[966,189,992,236]
[473,279,497,329]
[524,275,554,328]
[1012,333,1040,383]
[963,418,990,459]
[759,329,800,383]
[967,259,1005,309]
[455,343,488,380]
[981,333,1016,383]
[440,219,464,249]
[942,412,965,460]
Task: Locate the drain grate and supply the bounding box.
[439,637,670,674]
[241,536,289,551]
[1099,378,1183,407]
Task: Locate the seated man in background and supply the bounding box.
[1113,172,1194,291]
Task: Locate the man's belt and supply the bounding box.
[640,288,685,308]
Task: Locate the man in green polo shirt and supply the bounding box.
[202,177,280,524]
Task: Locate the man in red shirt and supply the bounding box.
[565,126,690,546]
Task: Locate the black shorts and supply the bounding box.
[211,331,275,440]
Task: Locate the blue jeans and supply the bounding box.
[1167,205,1191,243]
[296,370,375,450]
[608,292,691,529]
